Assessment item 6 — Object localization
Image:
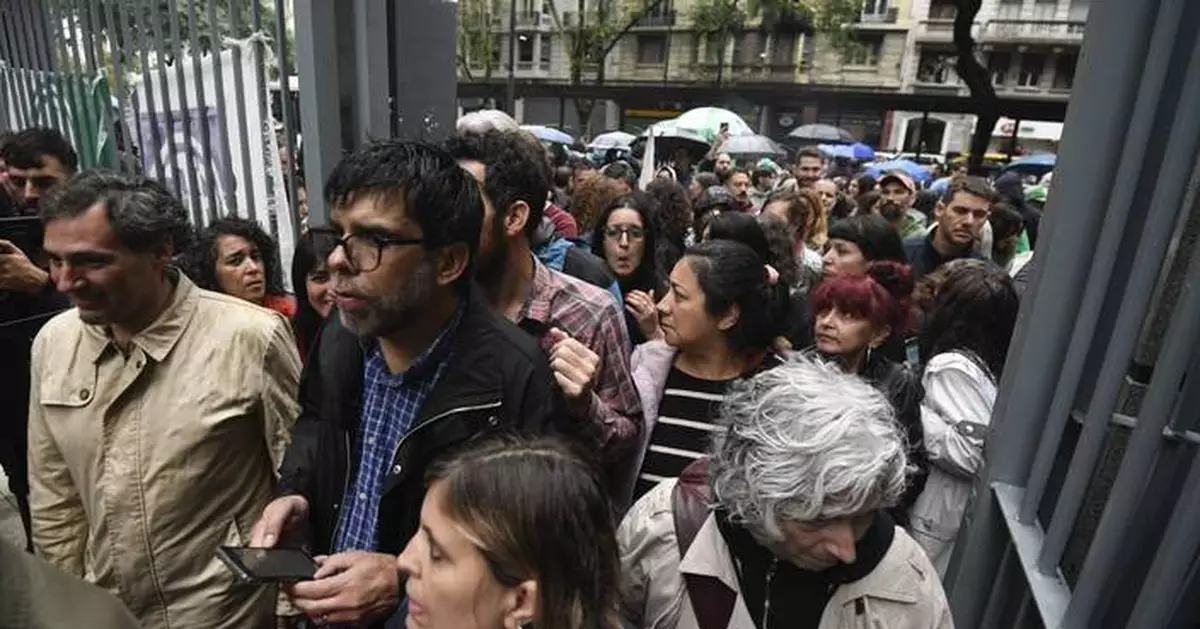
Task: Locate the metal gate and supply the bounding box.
[946,0,1200,626]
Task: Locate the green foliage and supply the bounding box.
[456,0,497,79]
[690,0,745,36]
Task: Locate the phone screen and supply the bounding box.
[0,217,44,262]
[218,547,318,582]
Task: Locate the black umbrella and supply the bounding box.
[631,125,710,160]
[787,123,857,144]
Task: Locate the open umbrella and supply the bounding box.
[587,131,637,150]
[674,107,754,143]
[819,144,856,159]
[850,142,875,160]
[1001,153,1056,177]
[864,159,934,184]
[721,134,786,159]
[631,121,710,160]
[521,125,574,145]
[787,124,856,144]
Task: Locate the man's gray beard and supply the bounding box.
[339,261,435,339]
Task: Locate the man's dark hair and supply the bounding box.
[185,216,286,297]
[444,130,549,241]
[40,170,193,255]
[601,161,637,189]
[988,201,1025,242]
[553,165,572,189]
[795,146,824,164]
[941,175,994,205]
[0,127,79,172]
[324,140,484,287]
[726,167,751,181]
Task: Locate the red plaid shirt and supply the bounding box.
[521,256,643,456]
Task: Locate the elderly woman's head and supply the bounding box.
[709,354,908,570]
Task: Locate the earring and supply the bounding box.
[865,345,874,367]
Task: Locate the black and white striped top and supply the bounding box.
[634,366,734,500]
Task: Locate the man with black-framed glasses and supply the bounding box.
[251,140,568,629]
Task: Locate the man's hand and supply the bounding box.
[0,239,48,294]
[625,290,661,341]
[284,551,401,626]
[249,495,310,548]
[548,327,600,415]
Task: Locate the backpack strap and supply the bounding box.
[672,459,738,629]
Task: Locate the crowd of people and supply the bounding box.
[0,114,1029,629]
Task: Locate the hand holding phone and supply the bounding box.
[216,546,318,584]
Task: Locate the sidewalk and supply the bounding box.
[0,468,27,547]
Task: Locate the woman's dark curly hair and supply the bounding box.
[919,260,1018,378]
[186,216,286,297]
[569,175,627,234]
[645,178,691,271]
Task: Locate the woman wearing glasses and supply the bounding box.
[590,193,667,345]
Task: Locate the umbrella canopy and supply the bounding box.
[864,159,935,183]
[1001,153,1057,177]
[588,131,637,150]
[819,144,856,159]
[521,125,574,145]
[721,134,786,159]
[787,123,856,144]
[631,120,711,160]
[674,107,754,143]
[850,142,875,160]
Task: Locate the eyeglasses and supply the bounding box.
[603,226,645,241]
[308,227,425,273]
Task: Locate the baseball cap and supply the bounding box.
[879,170,916,193]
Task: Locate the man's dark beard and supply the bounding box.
[879,201,906,221]
[475,216,510,287]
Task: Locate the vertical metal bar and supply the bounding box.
[148,0,182,198]
[62,0,95,151]
[131,0,166,182]
[227,0,258,221]
[73,0,102,156]
[164,0,200,222]
[8,1,39,127]
[1063,169,1200,626]
[293,0,341,228]
[42,0,74,135]
[250,0,277,235]
[1124,450,1200,628]
[1038,0,1199,574]
[101,0,129,173]
[188,0,217,219]
[0,13,29,128]
[114,0,147,176]
[274,0,299,237]
[1019,0,1189,529]
[206,0,236,216]
[353,0,390,144]
[86,0,119,168]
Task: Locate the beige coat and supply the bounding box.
[619,479,955,629]
[27,273,301,629]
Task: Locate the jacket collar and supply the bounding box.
[79,270,199,364]
[679,513,743,592]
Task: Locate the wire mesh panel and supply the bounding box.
[0,0,303,282]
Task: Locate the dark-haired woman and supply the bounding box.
[822,213,908,279]
[909,260,1019,575]
[590,193,666,345]
[645,178,691,273]
[397,435,621,629]
[187,216,296,318]
[760,188,824,283]
[810,261,928,525]
[290,232,333,362]
[616,239,785,510]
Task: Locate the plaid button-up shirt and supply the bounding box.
[333,307,462,552]
[520,256,642,457]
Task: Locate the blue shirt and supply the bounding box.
[333,308,462,552]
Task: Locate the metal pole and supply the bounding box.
[506,0,516,114]
[294,0,341,228]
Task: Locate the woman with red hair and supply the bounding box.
[809,261,928,524]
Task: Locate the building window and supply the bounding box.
[491,39,501,65]
[704,33,722,64]
[997,0,1022,19]
[1019,53,1045,86]
[917,51,955,83]
[771,32,796,65]
[843,35,883,66]
[988,51,1012,85]
[732,31,766,64]
[928,0,957,19]
[517,34,534,63]
[1053,53,1077,88]
[863,0,888,14]
[636,34,667,64]
[540,35,552,67]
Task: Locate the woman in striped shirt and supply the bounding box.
[615,238,786,509]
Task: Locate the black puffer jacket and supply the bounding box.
[860,352,928,525]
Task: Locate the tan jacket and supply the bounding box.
[618,479,954,629]
[27,273,302,629]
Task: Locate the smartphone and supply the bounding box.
[0,216,44,262]
[719,122,730,134]
[216,546,318,584]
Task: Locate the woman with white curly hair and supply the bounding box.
[617,354,952,629]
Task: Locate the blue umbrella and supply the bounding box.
[521,125,574,145]
[864,159,934,183]
[850,142,875,160]
[1002,153,1056,176]
[819,144,855,159]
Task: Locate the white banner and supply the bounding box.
[126,40,295,289]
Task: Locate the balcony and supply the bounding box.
[981,20,1087,44]
[514,11,554,28]
[857,7,901,27]
[730,62,799,82]
[916,19,958,43]
[633,10,677,28]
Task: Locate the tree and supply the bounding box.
[689,0,864,85]
[457,0,498,83]
[544,0,670,136]
[949,0,996,175]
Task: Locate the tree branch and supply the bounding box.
[952,0,996,173]
[599,0,669,58]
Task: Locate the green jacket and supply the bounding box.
[0,538,139,629]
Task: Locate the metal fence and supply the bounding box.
[946,0,1200,626]
[0,0,303,273]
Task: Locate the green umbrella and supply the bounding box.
[673,107,754,143]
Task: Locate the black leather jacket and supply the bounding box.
[275,288,571,557]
